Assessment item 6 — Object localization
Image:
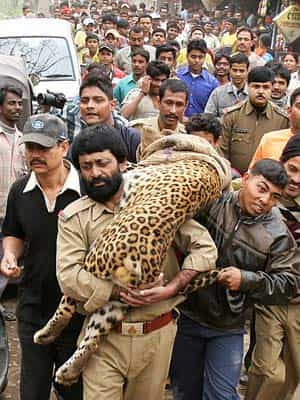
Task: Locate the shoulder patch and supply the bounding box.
[129,118,152,128]
[59,196,93,221]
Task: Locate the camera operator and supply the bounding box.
[36,90,67,115]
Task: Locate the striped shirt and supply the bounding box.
[60,96,128,142]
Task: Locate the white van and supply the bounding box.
[0,18,81,101]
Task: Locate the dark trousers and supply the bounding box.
[170,314,243,400]
[18,321,83,400]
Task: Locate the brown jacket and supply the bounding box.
[218,100,289,174]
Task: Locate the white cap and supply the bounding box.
[83,17,95,26]
[151,12,161,19]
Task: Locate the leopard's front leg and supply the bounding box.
[34,296,76,345]
[55,301,129,386]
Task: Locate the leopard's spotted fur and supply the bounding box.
[34,158,222,386]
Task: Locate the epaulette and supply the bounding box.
[58,196,93,221]
[272,103,289,119]
[128,118,152,128]
[223,102,244,115]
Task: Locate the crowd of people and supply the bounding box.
[0,0,300,399]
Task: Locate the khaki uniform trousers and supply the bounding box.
[83,319,177,400]
[246,303,300,400]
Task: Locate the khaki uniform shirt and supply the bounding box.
[218,100,289,174]
[56,196,217,322]
[130,116,186,160]
[129,115,186,134]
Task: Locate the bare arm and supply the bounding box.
[121,90,146,119]
[121,77,152,119]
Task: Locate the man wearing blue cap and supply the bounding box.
[0,114,83,400]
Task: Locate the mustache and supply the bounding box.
[90,176,111,186]
[289,179,300,187]
[30,158,46,166]
[166,114,178,119]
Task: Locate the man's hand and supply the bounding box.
[139,75,152,95]
[218,267,242,291]
[0,252,21,278]
[120,286,173,307]
[120,274,170,307]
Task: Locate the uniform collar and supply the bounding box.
[91,201,113,221]
[156,115,185,133]
[245,100,272,119]
[295,196,300,207]
[23,159,81,196]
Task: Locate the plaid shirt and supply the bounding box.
[60,96,128,142]
[0,125,27,222]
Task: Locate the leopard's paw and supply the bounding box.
[34,327,58,345]
[55,363,80,386]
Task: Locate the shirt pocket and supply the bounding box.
[231,128,251,157]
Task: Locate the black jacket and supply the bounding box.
[181,191,300,331]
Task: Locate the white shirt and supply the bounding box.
[288,71,300,97]
[23,160,81,212]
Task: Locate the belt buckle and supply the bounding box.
[121,321,144,336]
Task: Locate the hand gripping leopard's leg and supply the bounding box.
[55,301,128,386]
[34,296,76,345]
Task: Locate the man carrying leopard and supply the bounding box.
[55,123,230,400]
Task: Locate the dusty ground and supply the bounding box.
[0,292,247,400]
[0,296,20,400]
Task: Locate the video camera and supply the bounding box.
[37,90,67,109]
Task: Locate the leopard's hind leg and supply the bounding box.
[34,296,76,345]
[55,301,128,386]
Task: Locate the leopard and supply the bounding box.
[33,135,228,386]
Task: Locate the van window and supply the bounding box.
[0,37,75,80]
